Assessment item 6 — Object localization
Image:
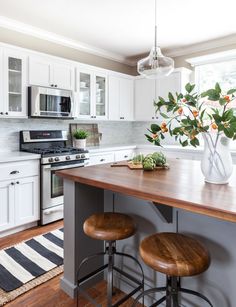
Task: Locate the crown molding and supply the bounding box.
[164,34,236,58]
[0,16,135,66]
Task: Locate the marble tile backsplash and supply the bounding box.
[0,119,176,153]
[0,118,134,152]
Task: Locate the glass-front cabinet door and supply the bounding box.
[95,74,107,118]
[78,71,92,118]
[3,49,27,117]
[76,68,107,119]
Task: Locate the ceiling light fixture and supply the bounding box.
[137,0,174,79]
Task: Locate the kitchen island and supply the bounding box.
[57,159,236,306]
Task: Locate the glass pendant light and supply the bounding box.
[137,0,174,79]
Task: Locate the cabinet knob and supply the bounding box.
[16,181,20,184]
[51,84,54,87]
[120,117,125,120]
[54,84,58,88]
[124,155,128,158]
[152,117,154,119]
[10,170,20,175]
[5,112,8,115]
[94,116,96,118]
[0,112,3,115]
[11,182,15,185]
[100,158,105,162]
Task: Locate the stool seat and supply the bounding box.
[83,212,136,241]
[140,232,210,277]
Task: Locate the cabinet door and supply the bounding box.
[89,153,114,166]
[29,57,52,87]
[0,180,14,232]
[95,73,107,119]
[3,49,27,117]
[0,48,4,116]
[157,72,181,100]
[119,78,133,121]
[77,69,93,119]
[15,176,39,226]
[108,76,120,120]
[134,78,156,121]
[52,63,74,90]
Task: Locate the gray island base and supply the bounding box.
[57,161,236,307]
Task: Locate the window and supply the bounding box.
[195,59,236,108]
[194,57,236,148]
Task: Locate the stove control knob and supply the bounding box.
[66,156,71,160]
[81,154,85,159]
[48,157,54,163]
[76,155,81,159]
[55,157,60,162]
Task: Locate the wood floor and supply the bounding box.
[1,221,142,307]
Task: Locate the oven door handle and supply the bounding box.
[43,163,85,171]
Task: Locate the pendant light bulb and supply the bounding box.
[137,0,174,78]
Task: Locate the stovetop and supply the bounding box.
[28,146,87,157]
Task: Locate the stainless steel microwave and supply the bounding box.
[28,86,74,119]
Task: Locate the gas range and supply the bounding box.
[20,130,89,165]
[20,130,89,225]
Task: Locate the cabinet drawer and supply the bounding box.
[89,153,114,166]
[114,150,134,162]
[0,160,39,182]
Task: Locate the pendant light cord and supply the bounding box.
[154,0,157,56]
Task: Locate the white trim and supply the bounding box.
[0,16,134,66]
[163,34,236,58]
[186,49,236,66]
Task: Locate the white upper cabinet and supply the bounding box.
[108,75,134,121]
[52,62,74,90]
[134,68,192,121]
[134,77,156,121]
[29,56,75,90]
[76,68,108,120]
[1,48,27,118]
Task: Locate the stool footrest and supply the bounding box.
[78,264,108,285]
[113,266,143,286]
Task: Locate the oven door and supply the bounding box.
[29,86,74,118]
[41,161,84,211]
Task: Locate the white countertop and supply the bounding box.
[0,152,41,163]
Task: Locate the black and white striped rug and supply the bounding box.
[0,228,64,293]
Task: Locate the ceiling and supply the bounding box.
[0,0,236,64]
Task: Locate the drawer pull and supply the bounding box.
[10,170,20,175]
[100,158,105,162]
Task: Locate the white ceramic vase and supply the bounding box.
[74,139,86,150]
[201,132,233,184]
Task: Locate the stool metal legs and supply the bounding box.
[77,240,144,307]
[132,276,213,307]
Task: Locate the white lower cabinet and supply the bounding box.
[89,152,114,166]
[0,180,14,232]
[114,150,133,162]
[15,176,39,226]
[0,160,40,233]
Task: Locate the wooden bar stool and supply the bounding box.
[77,212,144,307]
[132,232,213,307]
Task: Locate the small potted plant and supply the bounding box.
[73,129,89,149]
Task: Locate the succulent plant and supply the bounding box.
[152,152,167,166]
[132,154,144,165]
